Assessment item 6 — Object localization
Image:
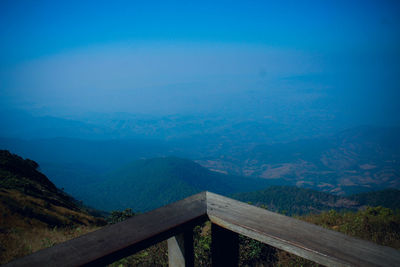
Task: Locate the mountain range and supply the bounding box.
[1,120,399,199]
[2,149,398,216]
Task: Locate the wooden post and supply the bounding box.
[211,223,239,267]
[168,230,194,267]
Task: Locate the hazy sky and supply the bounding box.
[1,0,399,125]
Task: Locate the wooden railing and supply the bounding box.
[5,192,400,267]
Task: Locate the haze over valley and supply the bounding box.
[1,0,399,213]
[1,110,399,210]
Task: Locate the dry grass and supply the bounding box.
[0,188,105,264]
[0,225,100,264]
[0,189,103,228]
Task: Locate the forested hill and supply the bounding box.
[76,157,286,212]
[232,186,400,215]
[349,189,400,210]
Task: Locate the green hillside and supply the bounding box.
[1,150,79,213]
[232,185,400,216]
[0,150,105,227]
[232,186,359,215]
[349,188,400,210]
[0,150,106,264]
[78,157,284,212]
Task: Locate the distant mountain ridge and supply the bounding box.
[1,125,399,203]
[0,109,301,144]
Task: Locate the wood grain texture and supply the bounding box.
[5,192,207,267]
[206,192,400,267]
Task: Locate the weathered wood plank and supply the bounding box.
[5,192,207,267]
[206,192,400,267]
[168,231,194,267]
[211,223,239,267]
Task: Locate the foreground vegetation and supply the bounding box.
[55,206,400,266]
[0,150,105,264]
[2,204,399,266]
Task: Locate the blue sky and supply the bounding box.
[2,1,399,62]
[0,0,399,125]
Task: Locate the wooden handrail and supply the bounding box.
[5,192,207,267]
[207,192,400,267]
[5,191,400,267]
